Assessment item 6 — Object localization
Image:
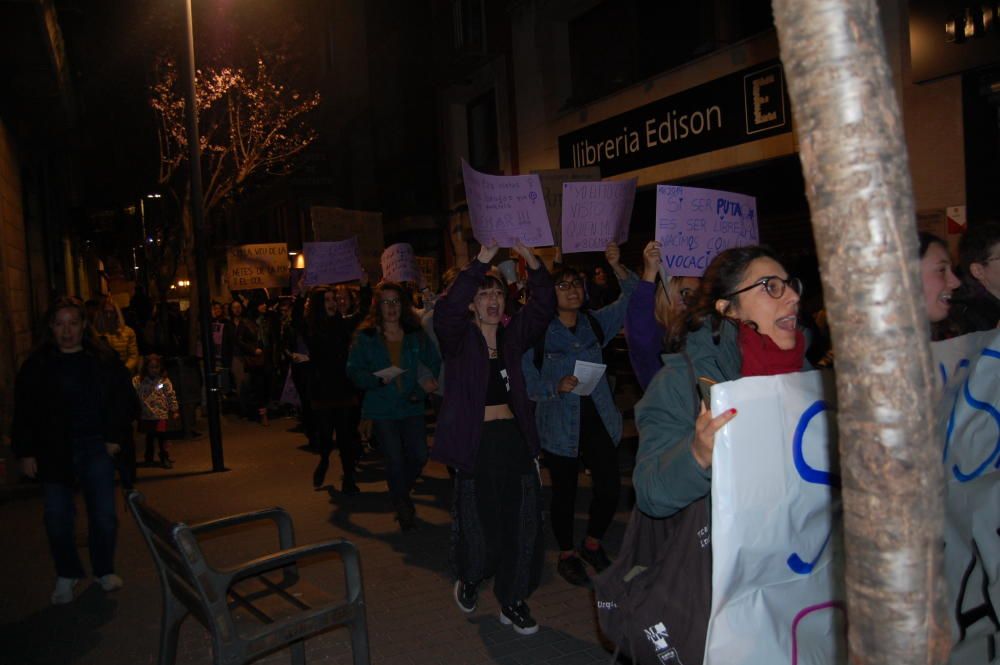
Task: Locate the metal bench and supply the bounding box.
[127,490,369,665]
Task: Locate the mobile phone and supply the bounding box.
[697,377,714,411]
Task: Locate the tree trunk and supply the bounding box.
[771,0,951,663]
[181,204,200,357]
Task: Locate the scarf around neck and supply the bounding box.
[737,321,805,377]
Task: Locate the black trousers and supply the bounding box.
[290,362,314,441]
[314,406,358,482]
[452,419,544,607]
[545,397,621,551]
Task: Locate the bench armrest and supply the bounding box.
[224,539,363,600]
[190,507,296,550]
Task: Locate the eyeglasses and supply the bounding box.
[723,276,803,300]
[555,279,584,291]
[380,298,401,306]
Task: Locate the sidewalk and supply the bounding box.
[0,415,635,665]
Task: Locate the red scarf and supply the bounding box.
[738,322,806,377]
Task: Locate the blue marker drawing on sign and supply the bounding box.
[787,399,840,575]
[946,350,1000,481]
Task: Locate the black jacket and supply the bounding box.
[11,344,137,484]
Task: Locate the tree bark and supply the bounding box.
[771,0,951,663]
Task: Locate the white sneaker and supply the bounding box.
[51,577,79,605]
[96,574,123,592]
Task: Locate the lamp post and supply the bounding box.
[183,0,225,471]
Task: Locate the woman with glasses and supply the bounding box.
[433,239,553,635]
[347,282,440,529]
[625,240,702,391]
[522,243,638,589]
[631,245,804,661]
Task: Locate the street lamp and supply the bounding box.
[183,0,225,472]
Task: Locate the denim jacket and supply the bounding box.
[521,271,638,457]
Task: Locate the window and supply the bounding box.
[466,90,499,173]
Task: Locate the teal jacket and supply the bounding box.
[347,328,441,420]
[633,321,810,517]
[633,324,737,517]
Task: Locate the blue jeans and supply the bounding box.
[372,415,427,503]
[43,437,118,578]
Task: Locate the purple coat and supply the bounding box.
[624,280,665,391]
[432,259,555,472]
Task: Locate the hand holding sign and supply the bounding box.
[462,160,554,248]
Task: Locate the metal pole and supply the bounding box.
[770,0,950,662]
[183,0,225,471]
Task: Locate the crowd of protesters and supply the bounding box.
[9,221,1000,642]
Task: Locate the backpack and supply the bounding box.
[592,353,713,664]
[532,311,608,371]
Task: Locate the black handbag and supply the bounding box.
[593,352,713,664]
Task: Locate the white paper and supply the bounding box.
[373,366,406,381]
[570,360,606,396]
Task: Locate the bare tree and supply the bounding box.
[149,50,320,352]
[771,0,950,662]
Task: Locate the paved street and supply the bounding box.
[0,414,636,665]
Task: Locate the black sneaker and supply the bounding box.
[453,580,477,613]
[341,478,361,496]
[499,601,539,635]
[578,542,612,572]
[556,555,592,588]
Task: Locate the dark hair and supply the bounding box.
[918,232,947,259]
[356,281,422,336]
[958,220,1000,275]
[688,245,784,342]
[139,353,165,379]
[552,265,582,284]
[227,300,244,319]
[305,288,330,333]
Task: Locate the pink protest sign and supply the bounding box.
[380,243,422,284]
[655,185,758,277]
[462,160,554,248]
[560,178,637,254]
[302,238,363,286]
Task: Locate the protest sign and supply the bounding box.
[462,160,553,248]
[381,243,422,284]
[934,330,1000,663]
[654,185,758,277]
[705,370,845,665]
[560,178,637,253]
[532,167,601,247]
[697,329,1000,665]
[302,238,363,286]
[310,207,384,277]
[226,243,289,289]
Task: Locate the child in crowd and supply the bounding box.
[133,354,180,468]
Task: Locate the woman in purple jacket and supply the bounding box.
[432,239,554,636]
[625,240,702,390]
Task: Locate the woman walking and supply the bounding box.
[347,282,440,528]
[522,242,638,588]
[12,296,136,604]
[433,240,554,635]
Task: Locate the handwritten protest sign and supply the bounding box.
[705,370,845,665]
[311,207,384,277]
[532,167,601,247]
[302,239,363,286]
[227,243,289,289]
[462,160,553,248]
[696,330,1000,665]
[654,185,758,277]
[381,243,422,284]
[560,178,637,254]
